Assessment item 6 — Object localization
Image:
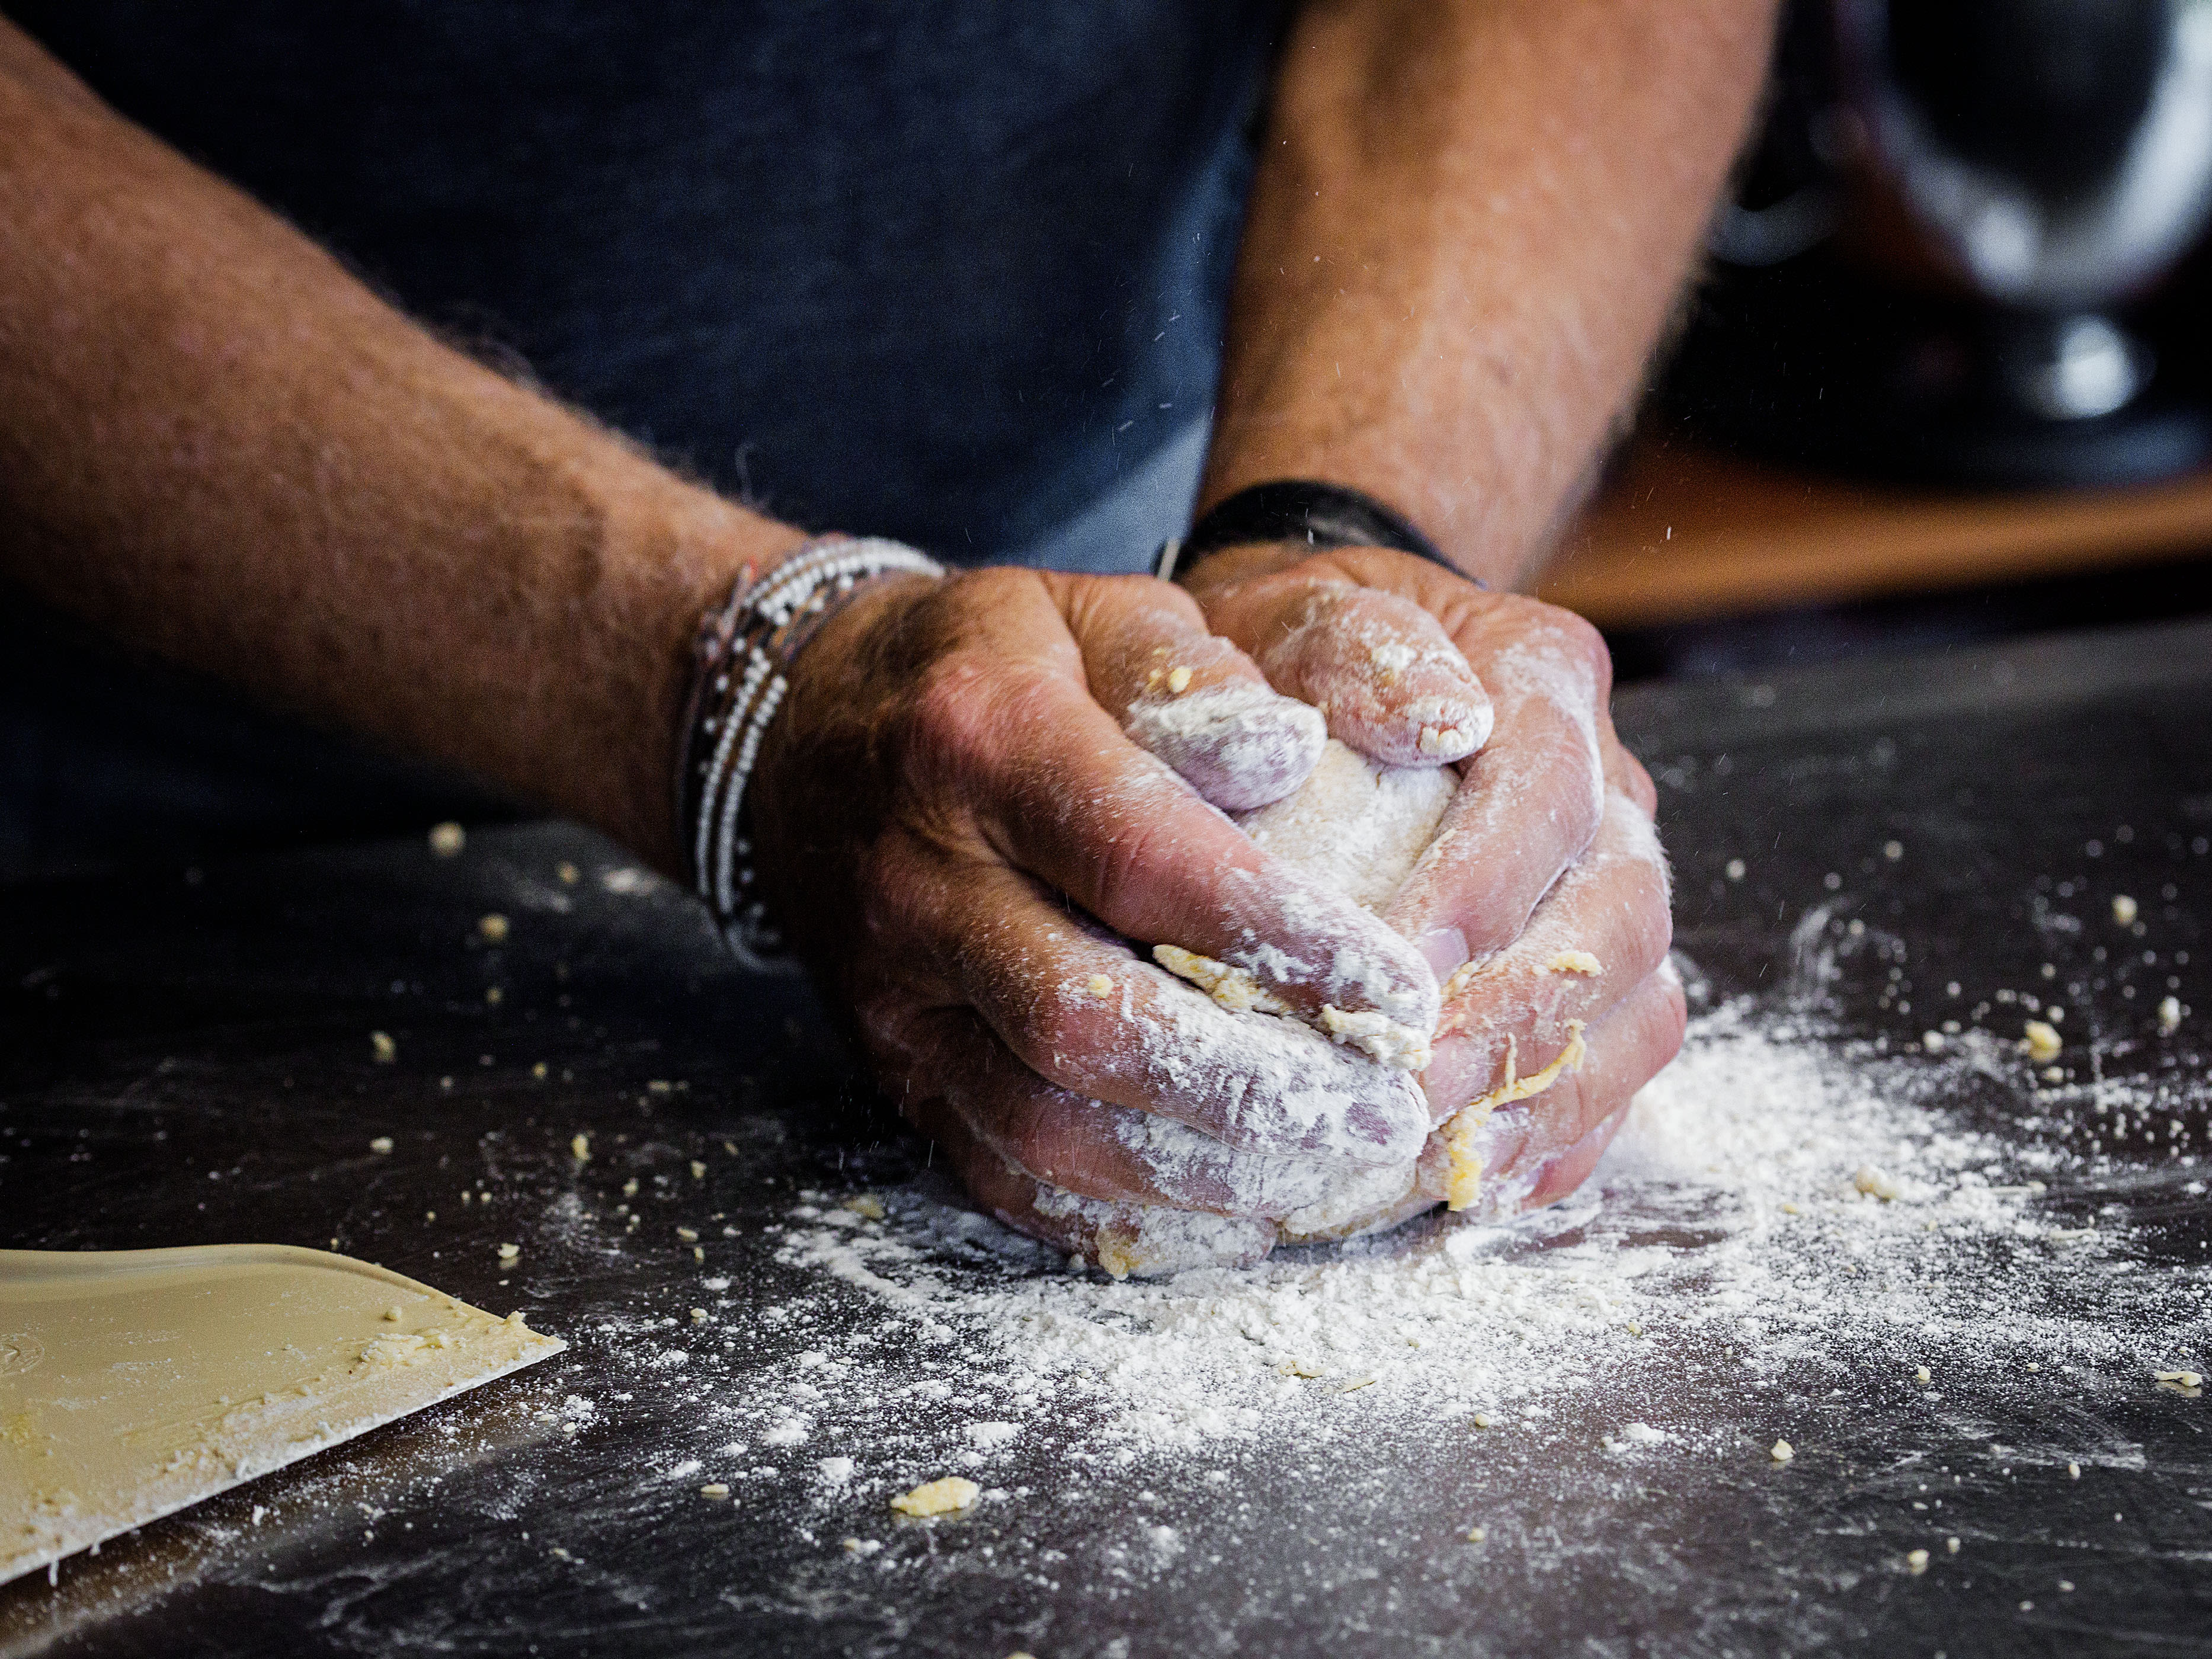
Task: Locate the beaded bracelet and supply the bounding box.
[677,535,945,969]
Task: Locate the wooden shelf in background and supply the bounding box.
[1537,437,2212,630]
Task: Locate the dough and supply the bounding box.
[1151,740,1457,1071]
[1237,738,1456,914]
[889,1475,979,1516]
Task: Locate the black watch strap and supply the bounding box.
[1155,480,1480,585]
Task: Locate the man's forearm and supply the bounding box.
[1206,0,1777,588]
[0,21,801,866]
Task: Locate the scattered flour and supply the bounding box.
[753,998,2206,1463]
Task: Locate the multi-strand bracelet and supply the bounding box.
[677,534,944,968]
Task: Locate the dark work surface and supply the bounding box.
[1602,542,2212,686]
[4,620,2211,1657]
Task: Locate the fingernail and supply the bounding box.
[1416,925,1468,981]
[1402,696,1490,761]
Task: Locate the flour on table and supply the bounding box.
[751,1000,2205,1471]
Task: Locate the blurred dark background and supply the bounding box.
[1565,0,2212,680]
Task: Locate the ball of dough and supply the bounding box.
[1235,738,1456,914]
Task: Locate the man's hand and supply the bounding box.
[1135,0,1777,1237]
[1182,542,1682,1225]
[748,566,1461,1276]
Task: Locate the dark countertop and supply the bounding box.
[4,619,2210,1658]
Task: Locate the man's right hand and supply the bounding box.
[748,566,1455,1277]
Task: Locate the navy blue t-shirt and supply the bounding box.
[14,2,1279,563]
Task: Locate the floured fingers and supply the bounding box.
[1387,597,1616,975]
[876,1003,1422,1220]
[1440,958,1688,1221]
[1422,789,1672,1124]
[856,844,1432,1164]
[1196,569,1493,766]
[1069,576,1327,812]
[905,1093,1277,1279]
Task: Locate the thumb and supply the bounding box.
[1058,573,1327,812]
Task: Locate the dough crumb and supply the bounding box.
[370,1031,397,1064]
[1086,973,1115,998]
[2112,893,2139,926]
[1154,943,1432,1068]
[479,912,510,943]
[1854,1165,1900,1202]
[2022,1020,2063,1064]
[1166,665,1192,694]
[2068,1462,2080,1478]
[571,1133,591,1161]
[1466,1526,1487,1542]
[1095,1235,1140,1281]
[1442,1112,1488,1213]
[1315,1004,1433,1071]
[844,1194,887,1221]
[2159,995,2184,1036]
[1770,1439,1795,1463]
[2155,1368,2203,1392]
[1906,1548,1929,1574]
[699,1483,730,1500]
[1915,1366,1931,1384]
[497,1242,520,1261]
[889,1476,979,1517]
[1442,1023,1589,1211]
[1543,950,1603,976]
[1947,1537,1960,1554]
[428,821,466,857]
[690,1160,708,1180]
[1151,944,1289,1016]
[556,860,580,884]
[369,1135,395,1154]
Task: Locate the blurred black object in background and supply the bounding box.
[1666,0,2212,486]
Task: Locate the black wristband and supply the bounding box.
[1155,480,1480,585]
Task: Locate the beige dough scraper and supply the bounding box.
[1,1244,563,1587]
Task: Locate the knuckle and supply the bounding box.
[1620,863,1676,971]
[1089,813,1180,927]
[908,652,1000,759]
[1545,607,1612,684]
[854,834,938,949]
[1498,595,1612,687]
[904,655,1077,803]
